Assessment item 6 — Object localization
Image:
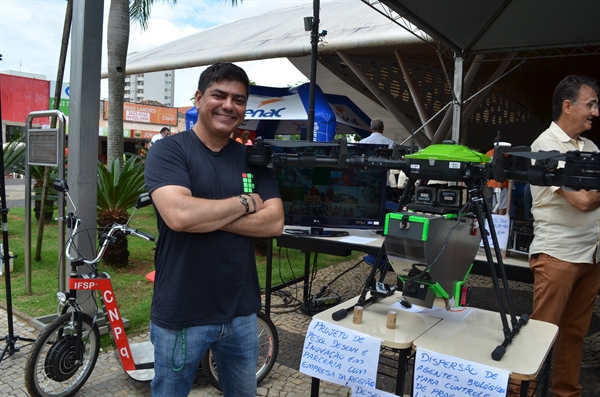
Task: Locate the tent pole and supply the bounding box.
[451,55,464,143]
[306,0,320,142]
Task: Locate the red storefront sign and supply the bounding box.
[1,74,50,125]
[103,100,177,126]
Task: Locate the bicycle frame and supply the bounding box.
[24,180,159,397]
[66,270,139,372]
[56,179,156,377]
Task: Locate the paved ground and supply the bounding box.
[5,259,386,397]
[1,178,599,396]
[2,260,599,397]
[4,177,30,209]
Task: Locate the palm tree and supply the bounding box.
[97,156,147,267]
[106,0,242,168]
[2,134,26,176]
[103,0,243,265]
[106,0,131,169]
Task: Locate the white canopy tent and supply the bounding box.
[108,0,600,149]
[103,1,425,145]
[116,2,422,75]
[364,0,600,144]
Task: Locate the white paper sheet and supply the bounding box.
[337,236,378,245]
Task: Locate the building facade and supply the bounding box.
[124,70,175,107]
[0,71,50,142]
[1,71,188,164]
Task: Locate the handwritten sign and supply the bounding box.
[414,348,509,397]
[480,214,510,250]
[300,319,381,389]
[351,384,398,397]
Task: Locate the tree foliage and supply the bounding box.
[97,156,147,267]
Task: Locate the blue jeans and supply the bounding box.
[150,313,258,397]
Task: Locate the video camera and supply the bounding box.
[247,137,600,191]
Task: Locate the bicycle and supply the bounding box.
[24,179,279,397]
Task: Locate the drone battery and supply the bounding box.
[406,158,468,181]
[437,187,467,208]
[414,186,436,204]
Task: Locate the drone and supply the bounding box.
[248,138,600,360]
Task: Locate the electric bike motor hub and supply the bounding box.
[44,334,85,382]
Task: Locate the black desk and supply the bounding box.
[264,228,384,316]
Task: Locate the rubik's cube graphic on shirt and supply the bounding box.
[242,173,255,193]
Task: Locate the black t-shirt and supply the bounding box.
[145,130,281,329]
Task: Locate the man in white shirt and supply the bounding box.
[359,118,395,148]
[359,119,404,199]
[149,127,171,148]
[528,75,600,397]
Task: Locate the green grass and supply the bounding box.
[0,206,361,347]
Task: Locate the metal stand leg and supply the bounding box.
[466,181,529,360]
[540,348,553,397]
[519,380,531,397]
[394,348,410,396]
[310,376,321,397]
[0,99,36,362]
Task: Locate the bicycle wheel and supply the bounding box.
[201,311,279,390]
[24,312,101,397]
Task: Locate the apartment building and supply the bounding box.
[124,70,175,107]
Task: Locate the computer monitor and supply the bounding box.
[273,143,387,231]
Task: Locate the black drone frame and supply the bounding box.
[248,138,600,361]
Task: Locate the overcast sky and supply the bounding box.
[0,0,313,107]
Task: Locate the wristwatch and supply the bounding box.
[242,193,257,214]
[237,195,249,215]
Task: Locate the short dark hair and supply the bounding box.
[552,75,599,121]
[370,118,384,131]
[160,127,170,134]
[197,63,250,97]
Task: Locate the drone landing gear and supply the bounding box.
[466,179,530,360]
[331,245,396,321]
[332,177,530,361]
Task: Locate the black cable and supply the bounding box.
[325,257,366,287]
[307,251,320,298]
[279,246,297,284]
[275,247,305,292]
[404,200,471,285]
[267,246,375,316]
[300,251,319,304]
[261,247,304,314]
[267,246,328,313]
[301,255,371,316]
[300,252,326,316]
